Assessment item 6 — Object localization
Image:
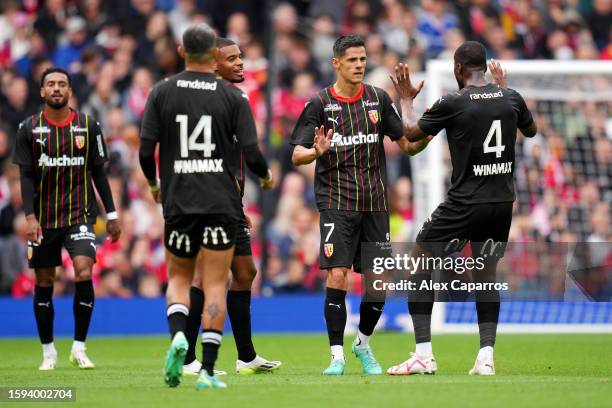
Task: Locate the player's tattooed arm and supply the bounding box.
[291,126,332,166]
[488,59,507,88]
[390,63,430,142]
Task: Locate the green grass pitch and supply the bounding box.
[0,333,610,407]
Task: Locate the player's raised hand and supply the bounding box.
[106,219,122,243]
[25,214,42,244]
[489,59,507,88]
[314,126,332,157]
[390,63,424,101]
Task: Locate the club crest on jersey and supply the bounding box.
[75,135,85,149]
[324,243,334,258]
[368,110,379,124]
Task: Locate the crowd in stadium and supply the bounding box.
[0,0,610,297]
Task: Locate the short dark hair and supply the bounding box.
[216,37,236,48]
[182,23,216,58]
[333,35,365,57]
[454,41,487,71]
[40,67,71,88]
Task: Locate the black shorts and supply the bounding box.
[28,224,96,268]
[416,201,513,259]
[234,212,252,257]
[319,210,390,273]
[164,214,238,258]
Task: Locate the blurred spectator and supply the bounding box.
[82,62,120,129]
[587,0,612,50]
[168,0,197,42]
[0,76,37,134]
[52,16,90,72]
[0,170,22,237]
[33,0,68,52]
[417,0,459,58]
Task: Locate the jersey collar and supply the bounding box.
[330,83,364,103]
[43,110,76,127]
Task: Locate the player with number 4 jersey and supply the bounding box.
[386,41,536,377]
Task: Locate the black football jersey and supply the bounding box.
[140,71,257,217]
[12,110,108,228]
[418,83,534,204]
[290,84,403,212]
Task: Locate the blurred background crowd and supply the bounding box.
[0,0,609,298]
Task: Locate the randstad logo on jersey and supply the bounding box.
[38,153,85,167]
[470,90,503,100]
[473,161,513,176]
[324,103,342,112]
[330,132,379,147]
[176,79,218,91]
[173,158,223,174]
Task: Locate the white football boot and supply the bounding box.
[236,355,282,375]
[468,356,495,375]
[39,353,57,370]
[387,352,437,375]
[69,348,95,369]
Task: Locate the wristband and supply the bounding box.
[106,211,118,220]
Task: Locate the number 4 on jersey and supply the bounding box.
[483,119,505,158]
[176,114,216,158]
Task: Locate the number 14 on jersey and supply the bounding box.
[176,114,216,158]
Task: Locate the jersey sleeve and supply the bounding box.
[380,90,403,141]
[289,97,322,147]
[417,95,455,136]
[508,88,534,129]
[12,120,33,167]
[88,119,109,166]
[233,91,258,148]
[140,85,162,143]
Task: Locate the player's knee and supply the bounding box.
[232,265,257,289]
[72,257,94,281]
[327,268,348,288]
[35,269,54,286]
[74,268,92,281]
